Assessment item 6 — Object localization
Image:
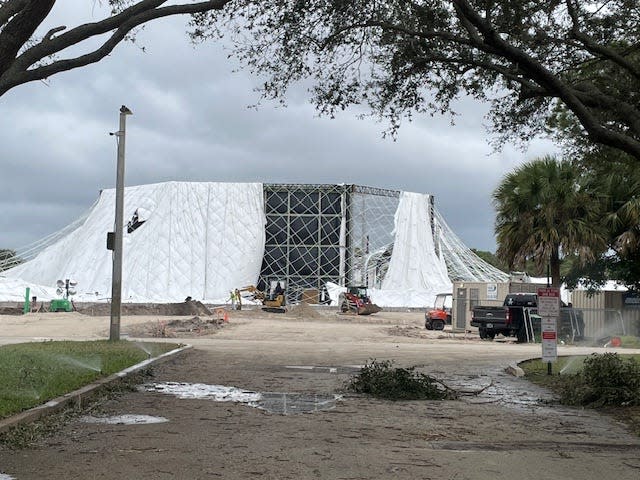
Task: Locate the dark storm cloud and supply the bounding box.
[0,7,557,253]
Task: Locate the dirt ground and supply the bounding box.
[1,306,640,479]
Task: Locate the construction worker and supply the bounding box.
[274,282,284,298]
[235,288,242,310]
[229,290,236,310]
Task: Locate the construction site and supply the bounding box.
[1,183,640,480]
[0,182,506,308]
[2,181,638,343]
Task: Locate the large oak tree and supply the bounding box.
[2,1,639,161]
[204,0,640,160]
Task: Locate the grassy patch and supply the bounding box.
[620,336,640,349]
[0,340,179,419]
[521,353,640,436]
[345,360,456,401]
[0,368,151,450]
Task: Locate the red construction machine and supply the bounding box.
[338,286,382,315]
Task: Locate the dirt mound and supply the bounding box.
[386,325,473,340]
[285,302,325,319]
[0,305,23,315]
[125,315,227,338]
[74,300,212,317]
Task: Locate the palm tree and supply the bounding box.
[493,156,606,287]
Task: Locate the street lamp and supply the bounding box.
[109,105,132,341]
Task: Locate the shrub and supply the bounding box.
[345,360,455,401]
[561,353,640,407]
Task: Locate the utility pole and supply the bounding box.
[110,105,132,341]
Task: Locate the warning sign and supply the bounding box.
[538,288,559,363]
[537,287,560,318]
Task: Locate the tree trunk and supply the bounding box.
[550,247,561,288]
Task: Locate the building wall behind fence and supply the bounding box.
[571,290,640,338]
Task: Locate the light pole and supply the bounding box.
[110,105,132,341]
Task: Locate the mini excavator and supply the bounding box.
[238,284,287,313]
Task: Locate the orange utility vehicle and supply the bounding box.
[424,293,452,330]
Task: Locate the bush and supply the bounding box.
[345,360,455,401]
[561,353,640,407]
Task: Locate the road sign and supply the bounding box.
[537,287,560,317]
[538,288,560,364]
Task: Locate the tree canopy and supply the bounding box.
[563,158,640,291]
[3,2,638,161]
[202,0,640,160]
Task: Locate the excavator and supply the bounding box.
[238,284,287,313]
[338,286,382,315]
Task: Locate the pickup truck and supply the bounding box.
[471,293,585,343]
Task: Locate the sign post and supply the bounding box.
[537,287,560,375]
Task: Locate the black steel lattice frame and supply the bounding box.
[259,184,400,301]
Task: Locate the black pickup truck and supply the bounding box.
[471,293,585,343]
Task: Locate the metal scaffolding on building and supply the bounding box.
[258,183,507,301]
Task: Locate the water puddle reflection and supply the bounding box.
[439,369,555,411]
[140,382,341,415]
[80,414,168,425]
[258,393,342,414]
[284,365,362,374]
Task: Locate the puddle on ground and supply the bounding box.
[438,368,555,411]
[80,414,168,425]
[140,382,341,415]
[284,365,362,374]
[256,393,342,414]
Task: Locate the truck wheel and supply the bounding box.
[479,327,487,339]
[432,320,445,331]
[340,301,349,313]
[425,321,433,330]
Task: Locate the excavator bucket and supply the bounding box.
[357,303,382,315]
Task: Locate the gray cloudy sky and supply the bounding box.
[0,3,557,253]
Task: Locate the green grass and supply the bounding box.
[521,353,640,436]
[0,341,180,419]
[521,354,640,383]
[620,336,640,348]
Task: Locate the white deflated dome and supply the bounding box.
[375,192,452,306]
[5,182,266,303]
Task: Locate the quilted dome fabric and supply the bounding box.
[6,182,266,303]
[380,192,452,304]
